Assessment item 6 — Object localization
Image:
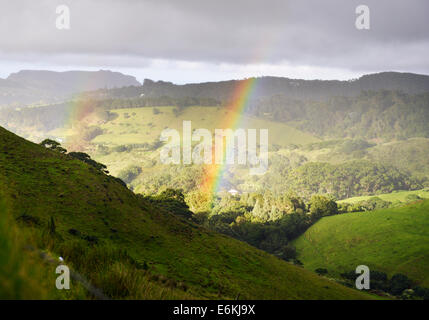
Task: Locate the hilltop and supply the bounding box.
[0,125,373,299]
[84,72,429,101]
[0,70,140,107]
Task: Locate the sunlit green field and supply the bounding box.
[71,106,320,182]
[92,106,319,147]
[337,189,429,204]
[293,200,429,286]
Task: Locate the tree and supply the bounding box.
[280,244,297,261]
[151,188,193,219]
[117,165,142,184]
[279,192,306,214]
[315,268,328,275]
[39,139,67,154]
[68,152,109,174]
[389,274,412,296]
[252,199,269,222]
[309,195,338,220]
[159,188,186,203]
[186,190,212,213]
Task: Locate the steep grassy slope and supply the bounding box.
[293,201,429,286]
[0,126,372,299]
[0,197,56,299]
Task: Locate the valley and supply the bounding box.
[1,71,429,300]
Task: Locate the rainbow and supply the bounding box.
[61,76,259,202]
[200,77,258,199]
[61,95,100,151]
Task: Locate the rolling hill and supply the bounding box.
[52,106,319,148]
[48,106,319,193]
[0,125,373,299]
[0,70,140,108]
[293,201,429,287]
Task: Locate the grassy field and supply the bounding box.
[47,106,320,183]
[90,106,319,147]
[54,106,320,191]
[293,200,429,286]
[337,189,429,204]
[0,125,374,299]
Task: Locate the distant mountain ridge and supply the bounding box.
[139,72,429,101]
[2,70,429,108]
[0,70,140,107]
[78,71,429,102]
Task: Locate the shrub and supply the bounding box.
[340,270,356,281]
[371,270,388,282]
[68,152,109,174]
[117,165,142,184]
[405,194,422,202]
[39,139,67,154]
[315,268,328,275]
[279,244,297,261]
[414,286,429,300]
[309,195,338,220]
[357,197,392,211]
[389,274,412,295]
[81,126,104,141]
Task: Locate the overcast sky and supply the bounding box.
[0,0,428,83]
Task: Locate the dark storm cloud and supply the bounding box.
[0,0,428,73]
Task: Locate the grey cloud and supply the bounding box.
[0,0,428,74]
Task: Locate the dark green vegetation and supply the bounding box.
[190,191,339,262]
[253,90,429,141]
[0,126,374,299]
[339,270,429,299]
[191,188,428,271]
[293,201,429,290]
[279,160,424,200]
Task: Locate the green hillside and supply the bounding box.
[0,196,88,299]
[87,106,317,147]
[338,189,429,204]
[51,106,320,194]
[0,126,372,299]
[293,201,429,286]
